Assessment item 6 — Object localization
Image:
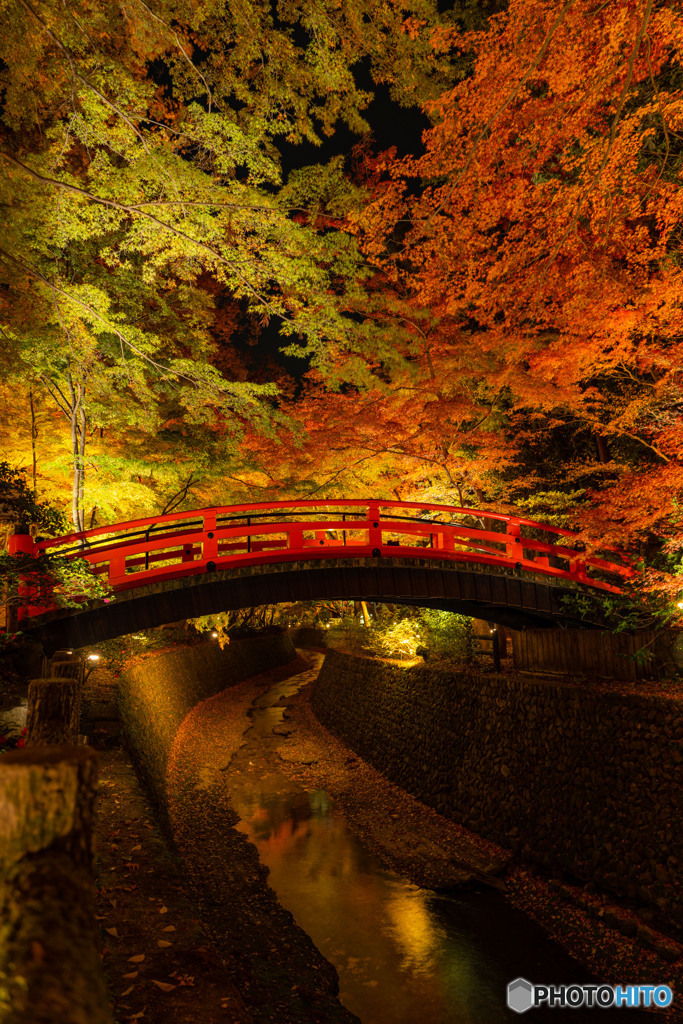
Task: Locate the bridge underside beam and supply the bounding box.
[23,559,604,654]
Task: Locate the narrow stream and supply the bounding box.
[226,663,650,1024]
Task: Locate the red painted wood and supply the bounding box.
[13,499,633,621]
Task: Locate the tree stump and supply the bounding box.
[48,652,84,683]
[0,746,112,1024]
[26,678,81,747]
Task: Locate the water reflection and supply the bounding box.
[229,676,652,1024]
[233,787,508,1022]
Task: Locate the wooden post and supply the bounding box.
[48,652,84,683]
[490,622,501,672]
[0,746,113,1024]
[26,678,81,747]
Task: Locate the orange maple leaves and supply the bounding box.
[347,0,683,564]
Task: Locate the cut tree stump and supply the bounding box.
[26,677,82,746]
[48,654,84,683]
[0,745,112,1024]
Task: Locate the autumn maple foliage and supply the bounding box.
[340,0,683,590]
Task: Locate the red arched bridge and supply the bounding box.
[10,499,632,651]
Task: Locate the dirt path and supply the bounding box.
[94,748,254,1024]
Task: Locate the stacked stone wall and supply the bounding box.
[312,650,683,930]
[118,632,296,824]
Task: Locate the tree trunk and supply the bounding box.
[595,432,611,464]
[39,369,89,533]
[26,678,81,746]
[28,390,38,497]
[0,746,112,1024]
[68,374,87,534]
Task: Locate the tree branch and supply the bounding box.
[160,472,201,515]
[0,152,301,324]
[135,0,214,114]
[19,0,151,154]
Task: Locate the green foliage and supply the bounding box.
[0,548,111,619]
[513,490,588,530]
[0,0,463,527]
[191,612,232,649]
[189,606,281,646]
[373,617,424,661]
[0,462,66,534]
[325,603,475,663]
[80,625,204,676]
[0,0,458,378]
[415,608,474,661]
[559,582,673,636]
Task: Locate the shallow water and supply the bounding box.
[229,666,652,1024]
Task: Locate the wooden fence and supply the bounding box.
[511,628,675,681]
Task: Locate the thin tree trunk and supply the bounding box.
[67,376,87,533]
[28,390,38,496]
[78,402,86,532]
[595,432,611,464]
[38,367,89,533]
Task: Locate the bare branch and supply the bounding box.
[160,472,201,515]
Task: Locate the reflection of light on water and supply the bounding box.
[382,883,448,975]
[383,885,482,1021]
[232,783,488,1024]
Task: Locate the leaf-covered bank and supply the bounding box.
[165,660,359,1024]
[117,631,296,829]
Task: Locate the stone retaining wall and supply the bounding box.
[312,650,683,931]
[118,632,296,823]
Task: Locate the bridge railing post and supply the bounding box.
[569,555,589,583]
[107,552,126,583]
[367,504,382,552]
[435,526,454,551]
[202,513,218,562]
[288,525,304,554]
[505,518,524,563]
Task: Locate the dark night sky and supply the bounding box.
[237,72,430,382]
